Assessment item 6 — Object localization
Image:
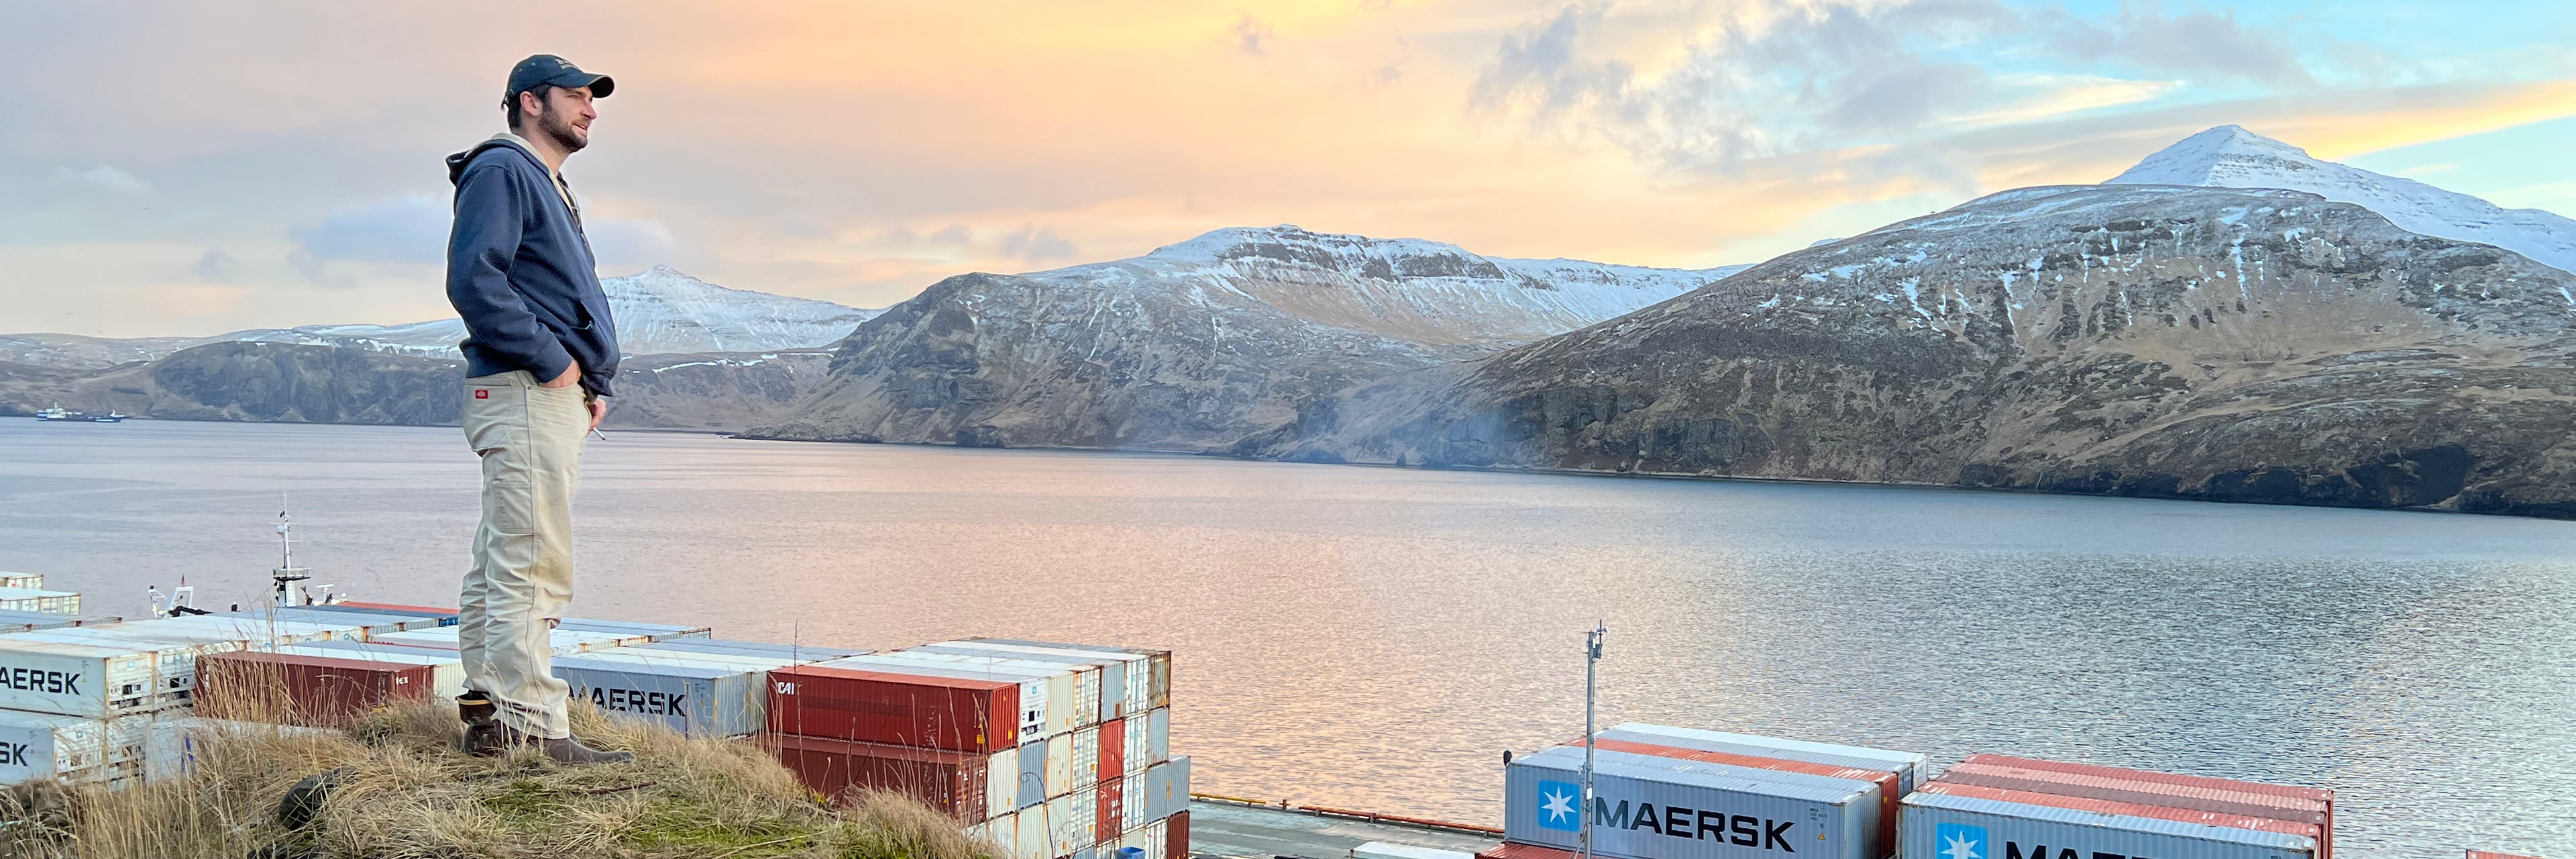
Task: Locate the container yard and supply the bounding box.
[0,570,2556,859]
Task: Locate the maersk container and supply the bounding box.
[643,639,868,662]
[1612,723,1927,795]
[266,642,467,699]
[818,653,1065,741]
[0,629,246,715]
[209,608,443,639]
[1900,788,2315,859]
[0,587,82,615]
[879,648,1099,734]
[552,653,771,738]
[1947,755,2332,859]
[1591,737,1896,859]
[553,618,712,642]
[1915,784,2321,849]
[369,626,636,654]
[924,640,1146,721]
[766,662,1021,752]
[0,708,161,785]
[1507,745,1872,859]
[963,638,1169,711]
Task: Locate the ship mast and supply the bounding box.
[272,499,309,607]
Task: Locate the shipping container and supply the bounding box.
[862,650,1091,736]
[814,654,1061,741]
[0,708,161,786]
[918,642,1138,721]
[1611,723,1927,796]
[265,642,468,699]
[1507,745,1872,859]
[1575,748,1886,859]
[0,572,41,589]
[1070,725,1102,790]
[127,614,369,644]
[1050,788,1099,858]
[552,652,774,738]
[1948,756,2332,859]
[1140,756,1191,823]
[1166,810,1189,859]
[0,610,121,634]
[195,650,435,726]
[1477,844,1577,859]
[2465,851,2543,859]
[1097,775,1126,846]
[1018,735,1053,809]
[1593,733,1900,859]
[368,626,637,654]
[764,732,1013,821]
[1356,842,1477,859]
[767,662,1020,752]
[0,630,238,715]
[207,608,445,639]
[554,618,713,642]
[971,809,1019,859]
[142,716,334,782]
[568,647,802,672]
[642,638,869,662]
[1915,784,2322,844]
[0,587,82,615]
[961,638,1170,711]
[1900,789,2315,859]
[1100,717,1126,781]
[295,603,459,625]
[1142,709,1170,773]
[1018,802,1053,859]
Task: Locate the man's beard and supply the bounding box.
[537,107,587,154]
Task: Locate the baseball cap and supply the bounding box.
[503,54,615,105]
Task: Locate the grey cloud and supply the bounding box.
[290,195,447,265]
[1234,15,1274,56]
[191,249,240,282]
[1470,0,2325,170]
[1000,225,1078,262]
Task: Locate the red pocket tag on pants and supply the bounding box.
[474,389,489,399]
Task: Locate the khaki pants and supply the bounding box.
[458,369,588,740]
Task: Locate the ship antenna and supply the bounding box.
[272,493,309,607]
[1580,620,1605,859]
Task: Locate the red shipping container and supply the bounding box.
[2467,852,2543,859]
[1588,736,1900,858]
[1957,754,2332,859]
[1478,845,1578,859]
[1100,717,1126,776]
[1921,782,2322,842]
[767,664,1020,752]
[1097,774,1124,839]
[194,650,435,727]
[764,732,994,821]
[1940,760,2326,822]
[1165,809,1188,859]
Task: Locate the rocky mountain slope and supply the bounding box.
[2110,125,2576,274]
[1,267,879,369]
[0,342,832,432]
[1245,185,2576,517]
[747,225,1740,448]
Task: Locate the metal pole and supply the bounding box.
[1580,621,1605,859]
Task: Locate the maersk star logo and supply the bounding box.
[1936,823,1988,859]
[1536,780,1581,831]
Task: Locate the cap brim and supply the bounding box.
[546,71,614,98]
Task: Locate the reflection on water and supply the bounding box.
[1,419,2569,858]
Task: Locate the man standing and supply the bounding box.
[441,54,629,764]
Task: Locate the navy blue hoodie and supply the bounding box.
[443,137,620,396]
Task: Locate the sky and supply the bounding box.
[3,0,2571,338]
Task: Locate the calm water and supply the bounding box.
[1,419,2570,858]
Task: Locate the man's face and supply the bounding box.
[523,85,596,154]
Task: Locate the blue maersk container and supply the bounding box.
[550,649,791,737]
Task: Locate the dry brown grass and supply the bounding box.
[0,698,998,859]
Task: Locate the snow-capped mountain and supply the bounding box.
[2108,125,2576,274]
[751,225,1743,450]
[3,268,881,369]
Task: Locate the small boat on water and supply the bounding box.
[34,403,74,421]
[89,411,126,423]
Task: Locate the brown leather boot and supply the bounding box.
[458,694,508,756]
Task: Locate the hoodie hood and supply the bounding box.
[445,136,537,185]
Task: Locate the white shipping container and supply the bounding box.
[0,634,213,715]
[924,640,1144,721]
[1073,725,1100,790]
[1585,748,1888,859]
[822,652,1069,740]
[0,587,81,615]
[0,709,160,785]
[15,625,266,705]
[964,639,1170,711]
[1049,727,1077,798]
[1899,790,2316,859]
[0,573,42,589]
[1017,800,1054,859]
[871,650,1091,736]
[1506,746,1873,859]
[1049,789,1098,858]
[121,615,366,645]
[369,627,632,654]
[1124,714,1148,777]
[972,809,1019,859]
[1613,723,1928,795]
[1145,709,1170,771]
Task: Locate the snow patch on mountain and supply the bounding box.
[2108,125,2576,274]
[217,266,881,358]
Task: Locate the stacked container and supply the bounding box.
[0,587,84,615]
[1499,726,1928,859]
[1903,754,2331,859]
[0,610,121,634]
[551,644,853,738]
[764,638,1185,859]
[0,573,43,589]
[193,650,436,727]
